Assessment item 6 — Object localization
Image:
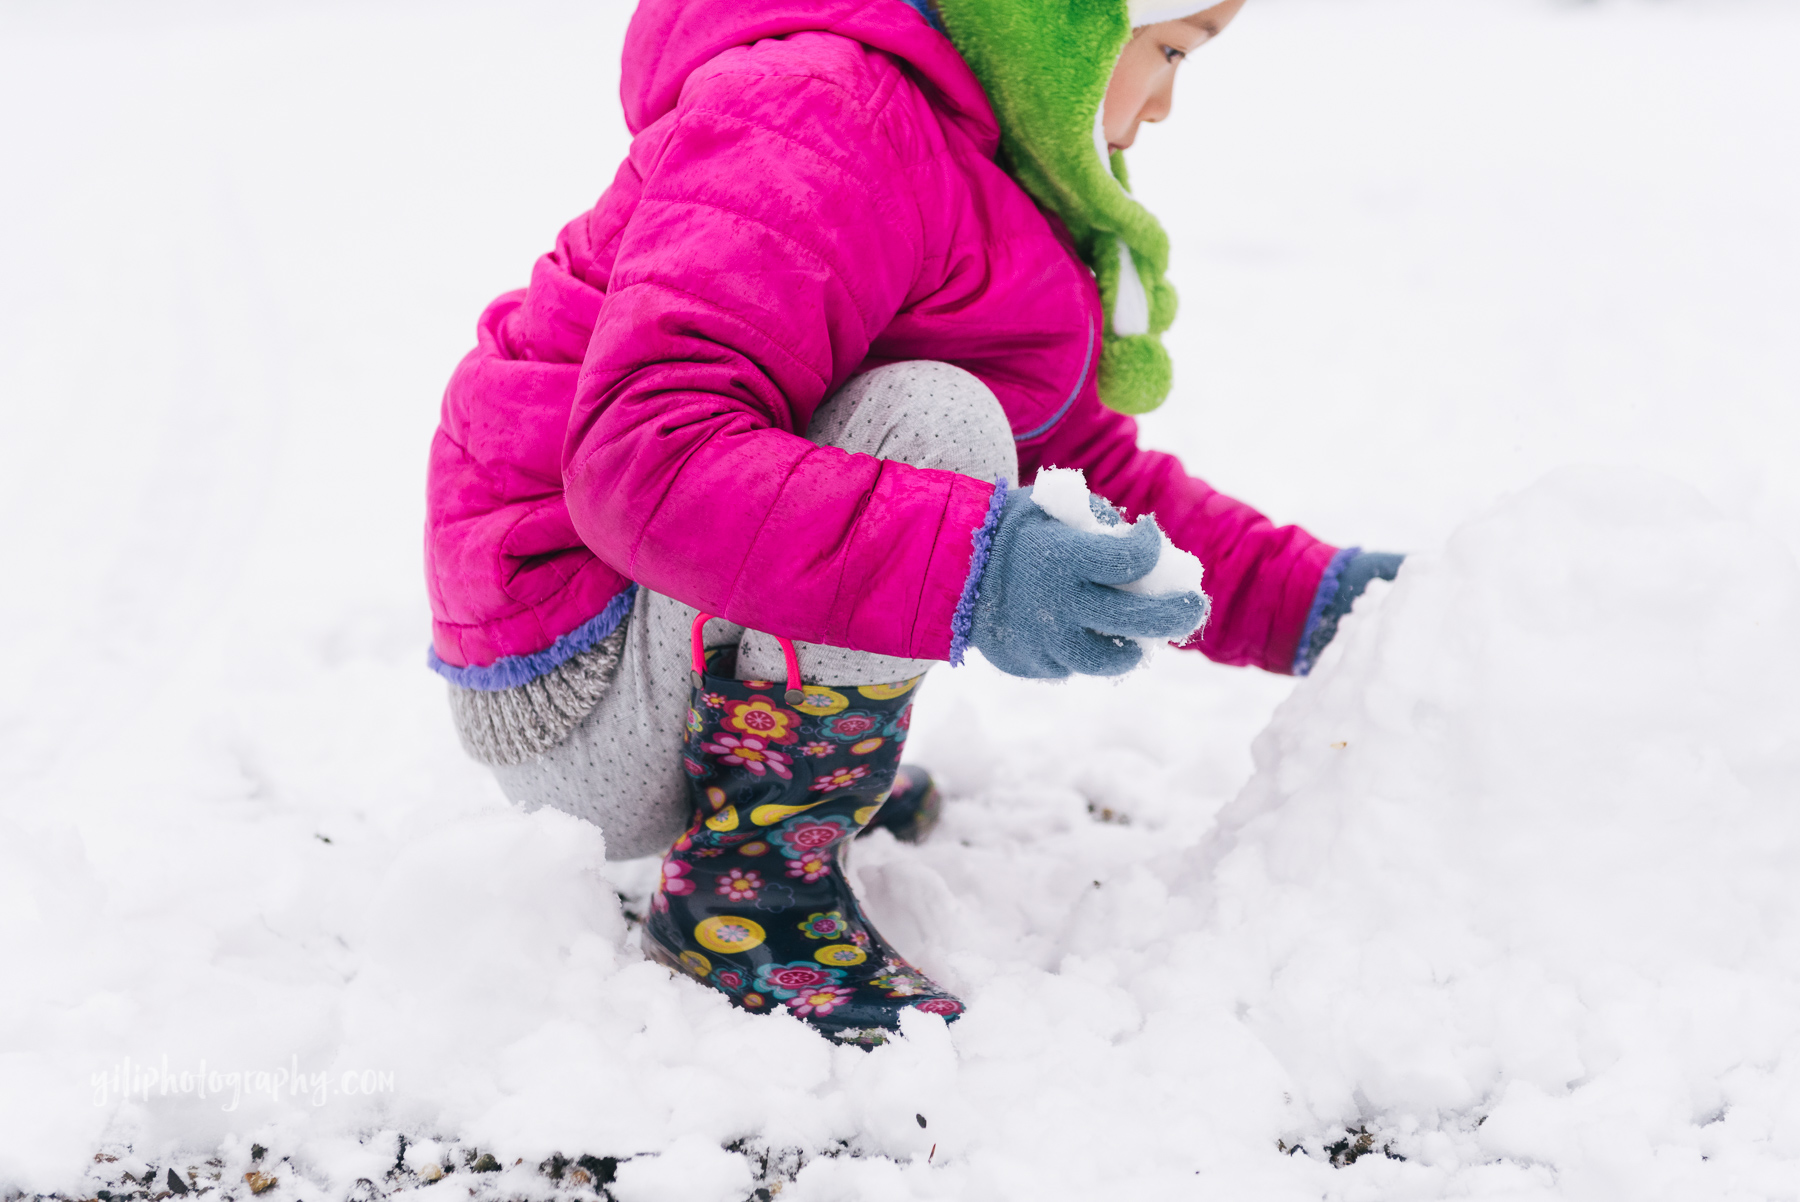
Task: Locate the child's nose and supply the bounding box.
[1142,77,1176,125]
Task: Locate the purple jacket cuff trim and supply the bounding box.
[1291,546,1359,677]
[948,478,1008,667]
[428,584,639,691]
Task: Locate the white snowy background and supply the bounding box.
[4,0,1799,1197]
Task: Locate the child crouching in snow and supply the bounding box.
[424,0,1399,1044]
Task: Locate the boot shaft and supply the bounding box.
[642,621,960,1041]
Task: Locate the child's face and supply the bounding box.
[1101,0,1248,152]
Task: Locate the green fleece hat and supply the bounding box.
[934,0,1211,415]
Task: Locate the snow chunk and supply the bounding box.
[1029,467,1208,656]
[610,1136,753,1202]
[1029,467,1207,600]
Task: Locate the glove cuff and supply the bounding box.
[948,478,1010,667]
[1292,545,1362,677]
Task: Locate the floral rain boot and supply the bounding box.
[641,614,964,1045]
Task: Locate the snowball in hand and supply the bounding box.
[963,471,1209,679]
[1029,467,1209,646]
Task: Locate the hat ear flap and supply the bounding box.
[1098,333,1172,416]
[936,0,1182,415]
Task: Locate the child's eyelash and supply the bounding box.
[1161,45,1187,64]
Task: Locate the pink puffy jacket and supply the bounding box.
[425,0,1337,684]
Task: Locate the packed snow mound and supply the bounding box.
[1181,466,1800,1195]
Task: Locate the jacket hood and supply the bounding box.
[620,0,998,153]
[620,0,1219,417]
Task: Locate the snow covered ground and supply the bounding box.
[4,0,1799,1197]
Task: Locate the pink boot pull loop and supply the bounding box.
[690,613,806,706]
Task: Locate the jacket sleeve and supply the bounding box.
[1032,389,1338,674]
[561,56,997,660]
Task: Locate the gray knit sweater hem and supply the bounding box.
[447,623,628,766]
